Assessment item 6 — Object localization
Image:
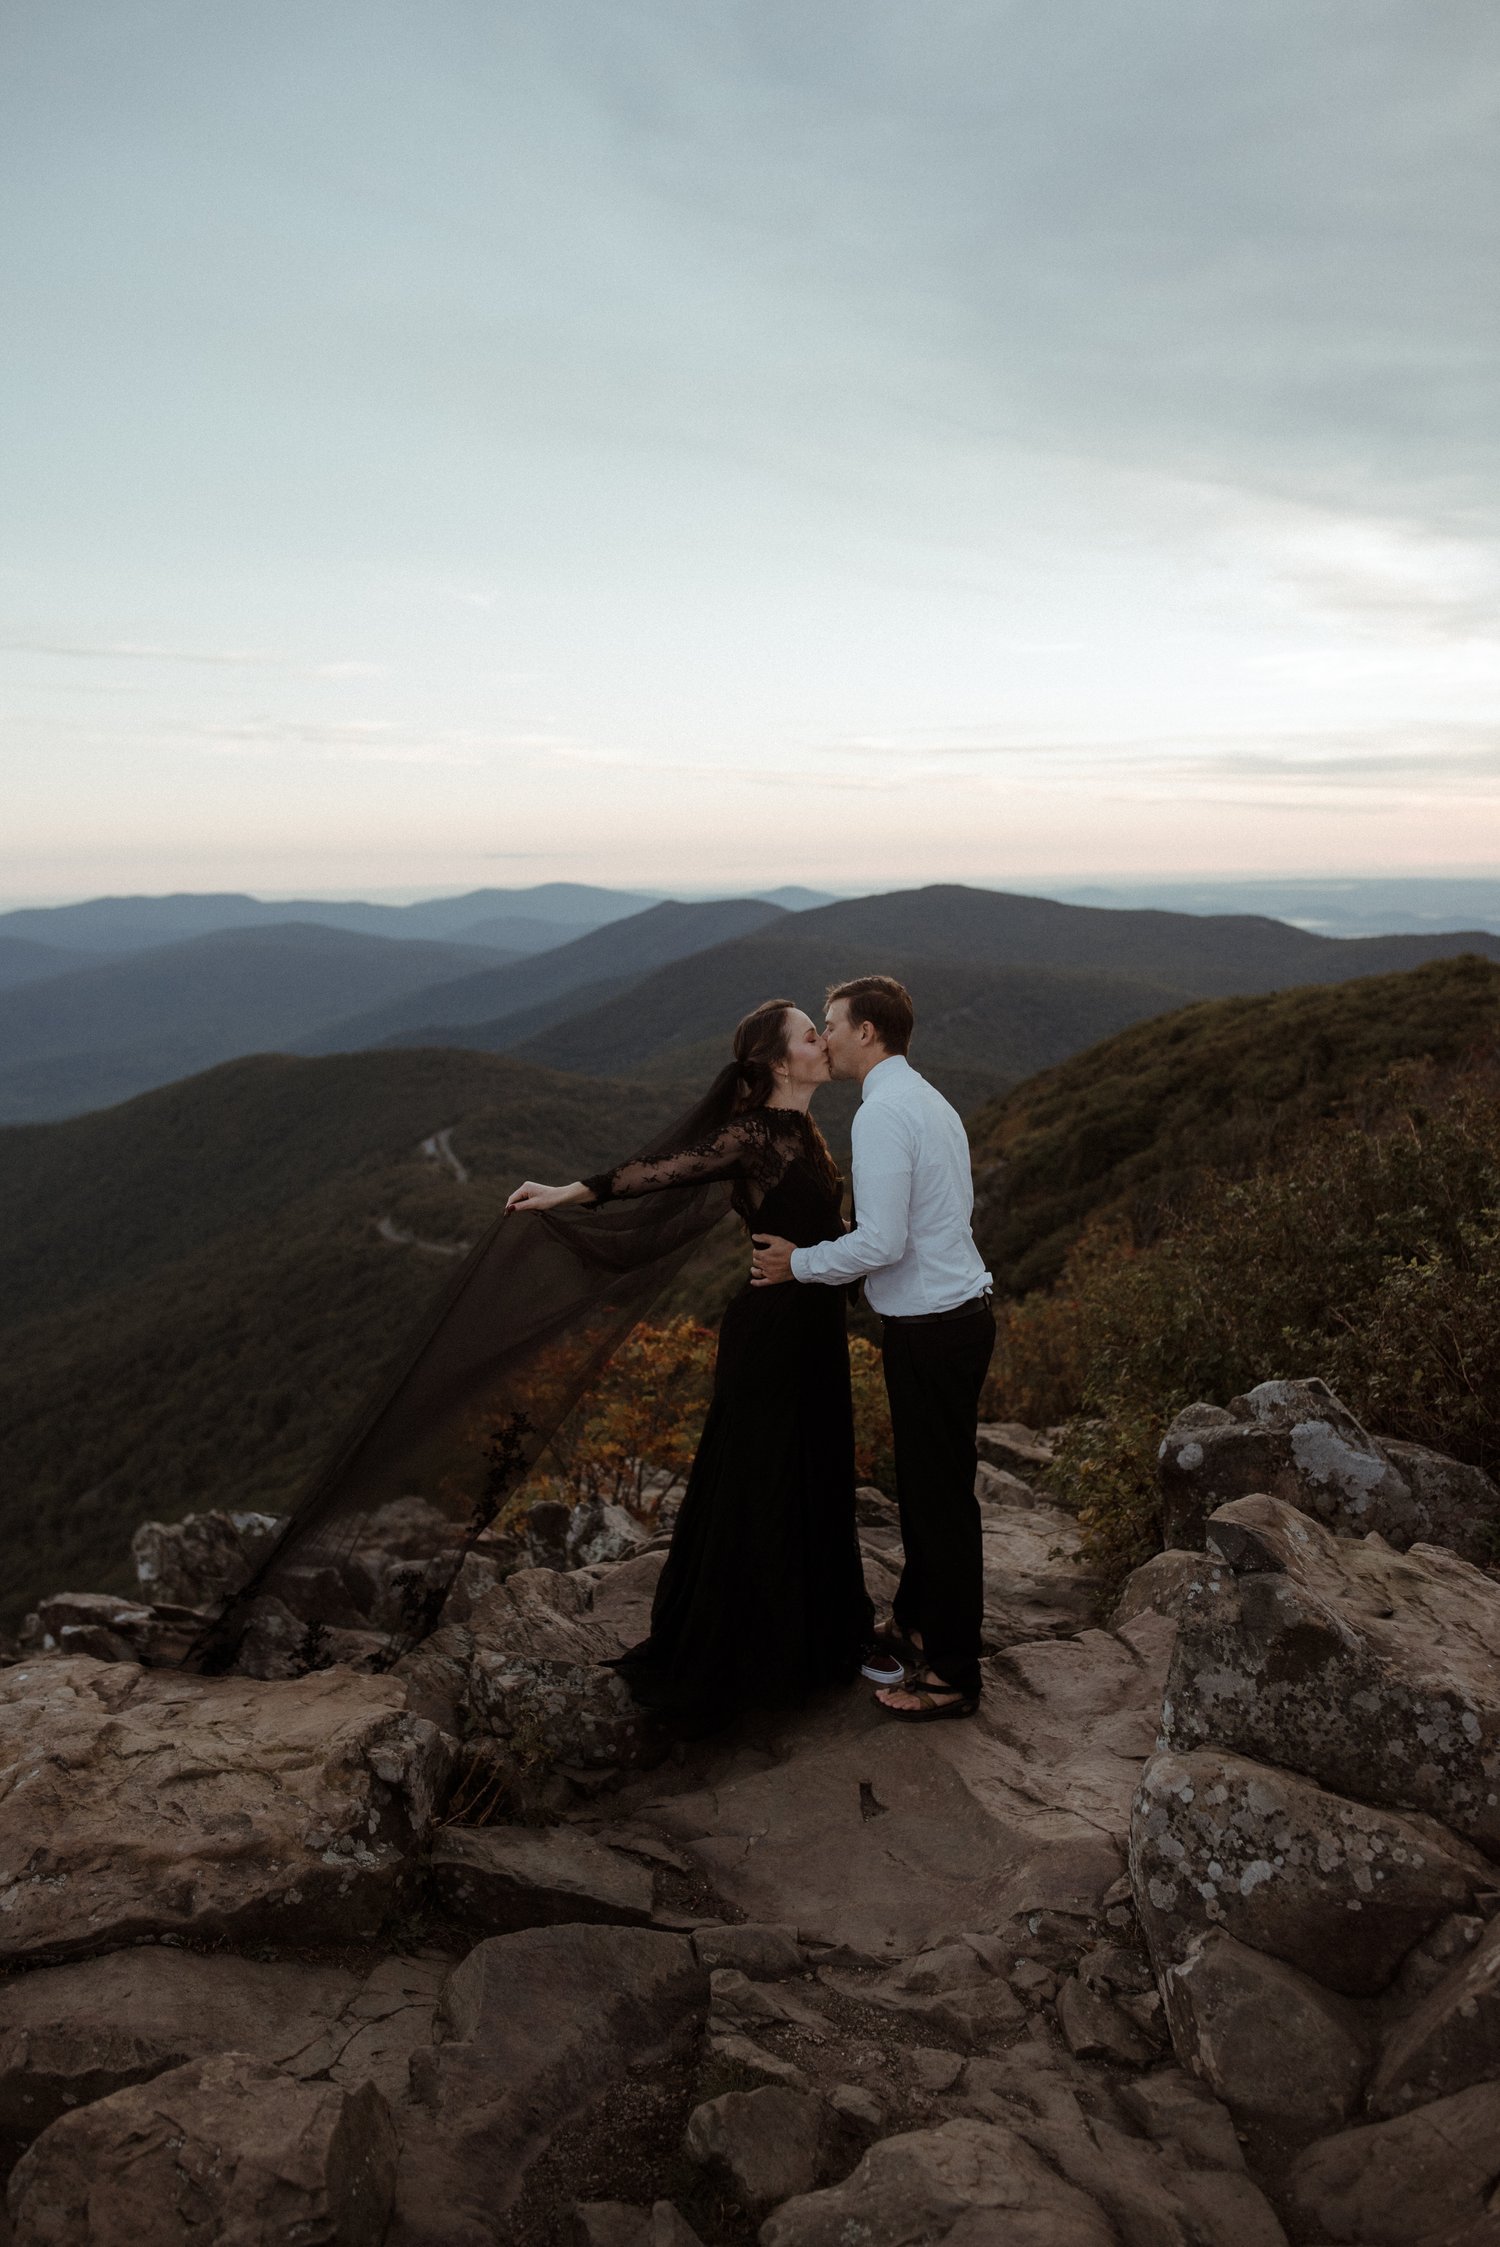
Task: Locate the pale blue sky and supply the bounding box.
[3,1,1498,902]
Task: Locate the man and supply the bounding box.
[750,975,994,1721]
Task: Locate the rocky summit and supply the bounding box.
[3,1382,1499,2245]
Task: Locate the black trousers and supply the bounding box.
[881,1301,995,1700]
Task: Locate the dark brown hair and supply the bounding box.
[826,974,914,1056]
[731,996,799,1112]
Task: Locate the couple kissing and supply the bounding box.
[507,974,995,1732]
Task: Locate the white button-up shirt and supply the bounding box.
[789,1054,993,1317]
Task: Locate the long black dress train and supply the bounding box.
[581,1107,873,1727]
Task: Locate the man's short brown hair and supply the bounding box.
[825,974,915,1055]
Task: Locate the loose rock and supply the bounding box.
[682,2085,832,2213]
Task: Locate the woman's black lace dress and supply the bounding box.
[582,1107,873,1727]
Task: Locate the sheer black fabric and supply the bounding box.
[195,1077,754,1668]
[197,1073,871,1716]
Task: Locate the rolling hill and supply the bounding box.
[0,882,659,955]
[418,884,1500,1096]
[966,951,1500,1294]
[304,896,790,1053]
[0,935,101,991]
[505,942,1194,1115]
[0,924,527,1124]
[0,1049,695,1626]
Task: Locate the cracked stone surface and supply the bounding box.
[1132,1743,1487,1997]
[0,1657,451,1962]
[0,1945,447,2166]
[1160,1493,1500,1856]
[604,1614,1174,1957]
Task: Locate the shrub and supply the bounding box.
[988,1064,1500,1594]
[517,1316,897,1526]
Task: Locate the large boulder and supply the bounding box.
[0,1658,450,1961]
[1161,1494,1500,1857]
[1157,1378,1500,1563]
[6,2052,397,2247]
[1285,2081,1500,2247]
[1158,1929,1368,2131]
[397,1566,663,1777]
[1131,1743,1487,1997]
[131,1507,282,1609]
[394,1925,706,2247]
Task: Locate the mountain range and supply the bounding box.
[4,877,1500,1127]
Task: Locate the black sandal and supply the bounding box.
[876,1671,979,1723]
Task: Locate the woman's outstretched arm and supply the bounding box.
[517,1118,763,1213]
[505,1178,597,1213]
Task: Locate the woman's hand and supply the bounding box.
[505,1180,593,1214]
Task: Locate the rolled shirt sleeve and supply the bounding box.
[789,1102,915,1286]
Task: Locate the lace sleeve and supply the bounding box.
[584,1116,786,1205]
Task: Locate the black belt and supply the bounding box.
[882,1291,993,1328]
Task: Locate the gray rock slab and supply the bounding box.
[624,1614,1175,1957]
[0,1657,450,1963]
[976,1423,1056,1481]
[0,1946,446,2165]
[980,1504,1101,1643]
[6,2052,396,2247]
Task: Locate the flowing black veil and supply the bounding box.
[195,1065,751,1669]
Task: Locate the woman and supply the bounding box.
[506,997,874,1728]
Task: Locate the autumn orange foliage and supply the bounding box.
[520,1316,895,1524]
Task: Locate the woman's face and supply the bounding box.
[778,1007,830,1088]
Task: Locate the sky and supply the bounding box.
[2,0,1498,905]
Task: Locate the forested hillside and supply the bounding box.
[969,953,1500,1293]
[0,1050,690,1626]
